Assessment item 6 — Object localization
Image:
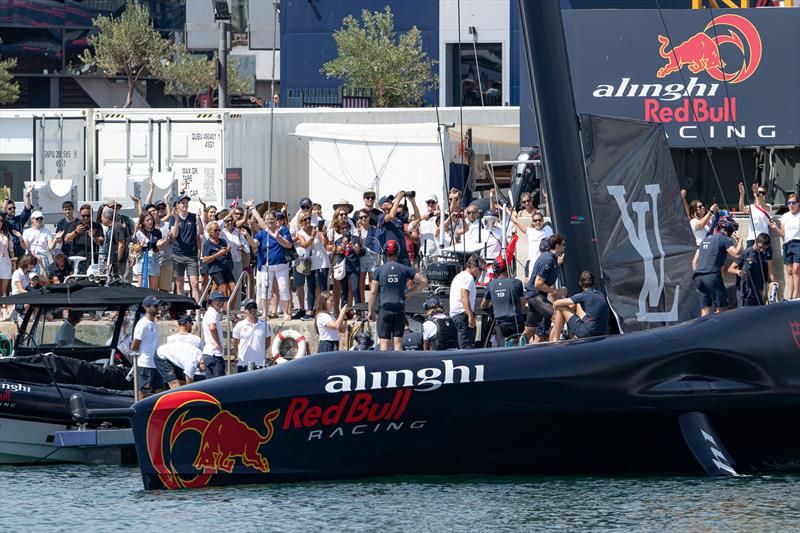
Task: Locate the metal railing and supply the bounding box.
[225,269,253,374]
[285,87,372,108]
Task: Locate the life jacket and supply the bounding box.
[431,317,458,350]
[402,331,423,351]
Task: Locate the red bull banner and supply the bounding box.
[521,9,800,148]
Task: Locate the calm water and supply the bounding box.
[1,466,799,532]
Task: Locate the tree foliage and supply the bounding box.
[322,6,437,107]
[80,0,174,107]
[161,50,251,105]
[0,39,20,105]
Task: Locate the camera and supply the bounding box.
[404,191,416,198]
[345,309,355,320]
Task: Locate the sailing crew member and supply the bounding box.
[369,240,426,351]
[155,315,203,389]
[202,290,228,378]
[524,234,567,343]
[450,254,485,349]
[480,257,526,342]
[401,319,424,351]
[692,217,743,316]
[422,296,459,351]
[131,295,164,400]
[549,271,609,342]
[728,233,776,307]
[232,299,270,371]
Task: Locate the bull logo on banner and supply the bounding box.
[607,184,679,323]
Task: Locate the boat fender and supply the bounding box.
[270,329,308,365]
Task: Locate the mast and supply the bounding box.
[518,0,602,295]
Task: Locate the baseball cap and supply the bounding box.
[363,190,376,198]
[31,210,43,219]
[209,290,227,302]
[425,193,438,203]
[142,295,162,307]
[423,296,441,311]
[177,314,195,325]
[27,272,39,280]
[493,257,507,273]
[155,200,167,208]
[242,299,258,310]
[385,240,398,255]
[51,248,64,258]
[718,216,739,233]
[378,195,395,206]
[173,195,191,206]
[274,211,286,219]
[299,197,312,209]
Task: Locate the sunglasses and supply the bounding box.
[426,200,437,205]
[758,191,767,196]
[300,205,312,210]
[6,206,15,210]
[33,217,43,221]
[358,215,368,220]
[522,199,532,204]
[696,204,706,209]
[209,229,220,233]
[467,211,478,215]
[533,218,544,223]
[364,196,376,200]
[301,217,311,222]
[789,201,797,205]
[80,214,90,218]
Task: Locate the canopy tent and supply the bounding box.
[293,122,450,219]
[448,124,520,147]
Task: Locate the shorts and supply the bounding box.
[135,252,160,278]
[567,315,593,339]
[317,339,340,353]
[293,266,306,287]
[257,263,290,302]
[359,251,379,273]
[173,254,199,278]
[137,366,164,393]
[783,241,800,265]
[158,261,173,291]
[497,317,525,338]
[211,269,235,285]
[232,260,243,285]
[746,239,773,261]
[203,354,226,378]
[155,355,185,383]
[525,294,553,326]
[451,312,476,349]
[694,272,728,308]
[377,309,405,339]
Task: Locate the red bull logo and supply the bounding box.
[145,390,280,489]
[656,14,761,84]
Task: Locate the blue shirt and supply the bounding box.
[484,277,525,320]
[255,226,292,269]
[377,212,408,257]
[169,213,199,257]
[525,251,558,298]
[335,235,362,271]
[202,238,233,274]
[735,245,768,293]
[694,233,735,275]
[3,207,31,257]
[571,289,609,336]
[373,260,415,311]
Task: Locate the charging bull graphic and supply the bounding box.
[656,14,761,84]
[145,390,280,489]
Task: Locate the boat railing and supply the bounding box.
[225,269,253,374]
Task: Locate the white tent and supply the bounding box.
[292,122,449,218]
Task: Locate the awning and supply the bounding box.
[293,122,441,145]
[448,124,519,147]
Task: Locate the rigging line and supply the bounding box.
[295,138,371,191]
[653,0,730,210]
[333,140,371,190]
[470,33,495,165]
[705,6,765,305]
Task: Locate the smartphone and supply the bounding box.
[317,220,325,230]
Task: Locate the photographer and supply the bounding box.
[692,216,743,316]
[64,204,104,274]
[378,191,420,268]
[332,220,362,309]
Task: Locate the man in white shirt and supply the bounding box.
[22,210,55,276]
[202,290,227,378]
[232,299,270,371]
[132,295,163,400]
[156,342,203,389]
[416,194,440,257]
[449,254,484,349]
[167,314,204,349]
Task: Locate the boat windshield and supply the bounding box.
[19,306,122,350]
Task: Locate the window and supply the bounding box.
[447,42,503,107]
[0,27,63,74]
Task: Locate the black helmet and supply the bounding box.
[424,296,442,311]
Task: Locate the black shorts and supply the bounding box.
[203,355,226,378]
[137,366,164,393]
[694,272,728,308]
[497,318,525,338]
[567,315,593,339]
[525,294,553,327]
[155,356,186,383]
[211,269,235,285]
[377,309,405,339]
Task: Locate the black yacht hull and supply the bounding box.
[131,303,800,489]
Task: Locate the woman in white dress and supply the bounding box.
[0,216,14,295]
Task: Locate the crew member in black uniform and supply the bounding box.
[401,319,424,351]
[692,216,743,315]
[369,240,426,351]
[480,257,526,343]
[421,296,459,350]
[524,234,567,343]
[550,271,609,341]
[728,232,776,307]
